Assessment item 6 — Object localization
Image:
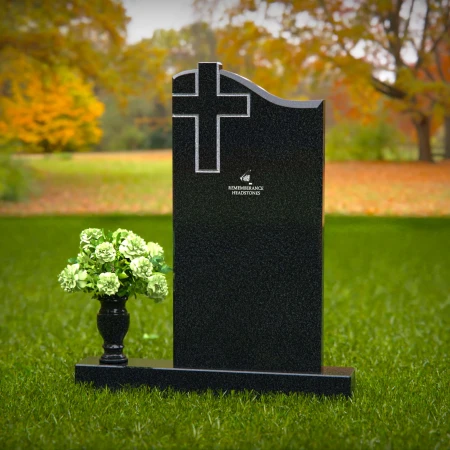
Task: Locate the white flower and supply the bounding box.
[97,272,120,296]
[146,273,168,302]
[147,242,164,258]
[80,228,103,246]
[77,251,93,267]
[95,242,116,263]
[58,263,88,293]
[130,257,153,279]
[119,234,148,259]
[60,227,168,300]
[112,228,133,243]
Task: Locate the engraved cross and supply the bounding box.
[173,62,250,173]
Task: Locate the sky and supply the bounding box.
[123,0,196,43]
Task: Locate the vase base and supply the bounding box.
[75,357,355,397]
[99,356,128,366]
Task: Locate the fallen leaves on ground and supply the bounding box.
[325,161,450,216]
[0,152,449,216]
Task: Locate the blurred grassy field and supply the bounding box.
[1,215,449,449]
[4,152,173,215]
[1,152,449,216]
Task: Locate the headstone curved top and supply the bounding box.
[173,62,325,373]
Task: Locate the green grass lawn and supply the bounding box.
[26,154,173,213]
[1,216,449,449]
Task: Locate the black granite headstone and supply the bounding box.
[173,62,324,373]
[75,62,354,396]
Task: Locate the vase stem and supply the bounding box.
[97,296,129,365]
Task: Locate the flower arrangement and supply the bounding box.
[58,228,170,301]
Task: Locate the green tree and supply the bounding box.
[102,22,219,150]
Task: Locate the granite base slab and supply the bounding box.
[75,357,355,397]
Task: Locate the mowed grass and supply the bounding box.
[1,215,449,449]
[8,153,173,214]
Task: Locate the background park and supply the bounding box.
[0,1,449,449]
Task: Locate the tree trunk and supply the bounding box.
[414,116,433,162]
[444,115,450,160]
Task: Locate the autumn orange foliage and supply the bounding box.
[328,77,434,141]
[0,65,104,153]
[208,0,450,161]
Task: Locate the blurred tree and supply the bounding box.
[0,62,104,153]
[326,120,403,161]
[0,0,131,155]
[157,21,218,68]
[329,77,388,126]
[113,41,169,104]
[417,39,450,159]
[146,22,219,103]
[101,22,220,150]
[199,0,450,161]
[328,75,440,147]
[99,93,172,151]
[216,22,299,98]
[0,0,128,92]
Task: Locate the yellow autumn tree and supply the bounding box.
[0,0,128,95]
[0,65,104,153]
[216,22,299,99]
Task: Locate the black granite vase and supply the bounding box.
[97,295,129,365]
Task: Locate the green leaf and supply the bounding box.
[160,265,172,274]
[118,272,128,279]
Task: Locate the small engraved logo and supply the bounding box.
[228,169,263,195]
[240,170,252,185]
